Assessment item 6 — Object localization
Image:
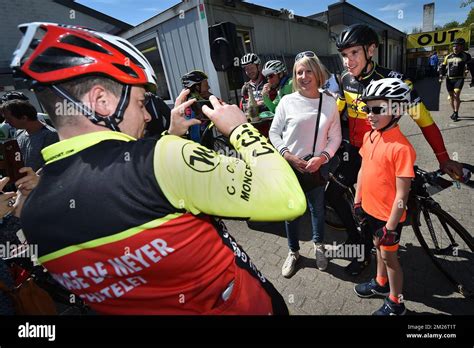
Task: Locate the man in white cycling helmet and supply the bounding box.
[261,60,292,113]
[239,53,268,113]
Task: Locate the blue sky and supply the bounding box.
[76,0,471,33]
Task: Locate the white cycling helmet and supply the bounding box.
[262,60,286,77]
[361,78,411,103]
[240,53,261,67]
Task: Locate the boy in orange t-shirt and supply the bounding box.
[352,78,416,315]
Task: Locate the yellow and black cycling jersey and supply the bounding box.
[20,124,306,315]
[440,52,472,79]
[336,62,449,164]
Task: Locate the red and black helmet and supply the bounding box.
[11,22,157,90]
[10,23,158,132]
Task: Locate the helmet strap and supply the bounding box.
[50,84,131,132]
[358,45,373,79]
[379,115,400,133]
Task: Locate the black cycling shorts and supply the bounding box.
[446,78,464,92]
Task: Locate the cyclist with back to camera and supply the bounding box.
[327,24,463,276]
[13,22,307,315]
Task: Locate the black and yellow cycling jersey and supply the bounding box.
[336,62,449,164]
[20,125,306,315]
[440,51,472,79]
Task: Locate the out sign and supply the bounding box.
[416,29,459,46]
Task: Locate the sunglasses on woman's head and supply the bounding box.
[361,105,386,115]
[295,51,316,62]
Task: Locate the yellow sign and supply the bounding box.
[407,27,471,49]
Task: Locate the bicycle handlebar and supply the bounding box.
[416,163,474,189]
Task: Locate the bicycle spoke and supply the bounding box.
[416,207,474,296]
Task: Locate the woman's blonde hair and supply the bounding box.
[292,53,328,94]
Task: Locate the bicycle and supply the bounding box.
[408,165,474,297]
[324,143,355,231]
[325,160,474,297]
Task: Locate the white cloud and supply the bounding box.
[378,3,407,12]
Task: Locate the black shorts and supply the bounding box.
[366,214,403,251]
[446,78,464,92]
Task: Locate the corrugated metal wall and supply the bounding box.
[156,8,209,100]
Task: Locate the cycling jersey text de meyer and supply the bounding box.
[21,125,306,314]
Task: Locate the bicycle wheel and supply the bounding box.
[412,203,474,297]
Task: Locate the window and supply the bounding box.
[236,30,253,55]
[135,39,170,100]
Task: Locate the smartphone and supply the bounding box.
[190,100,213,120]
[0,139,27,185]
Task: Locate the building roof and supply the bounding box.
[53,0,133,34]
[309,1,406,37]
[123,0,327,39]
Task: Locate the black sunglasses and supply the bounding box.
[361,105,386,115]
[295,51,316,62]
[266,73,276,79]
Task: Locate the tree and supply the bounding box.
[442,21,460,29]
[461,0,474,7]
[463,7,474,25]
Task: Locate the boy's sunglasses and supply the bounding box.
[361,105,386,115]
[295,51,316,62]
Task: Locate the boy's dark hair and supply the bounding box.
[35,76,123,128]
[0,99,38,121]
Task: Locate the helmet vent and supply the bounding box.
[29,47,94,73]
[112,63,138,78]
[60,35,111,55]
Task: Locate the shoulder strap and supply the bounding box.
[311,92,323,155]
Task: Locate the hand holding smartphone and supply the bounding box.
[189,100,214,120]
[0,139,27,187]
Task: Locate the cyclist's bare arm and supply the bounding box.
[354,168,363,205]
[386,177,411,230]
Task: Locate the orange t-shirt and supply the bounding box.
[359,125,416,222]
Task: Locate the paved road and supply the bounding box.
[224,76,474,315]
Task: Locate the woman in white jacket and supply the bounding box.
[269,51,342,277]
